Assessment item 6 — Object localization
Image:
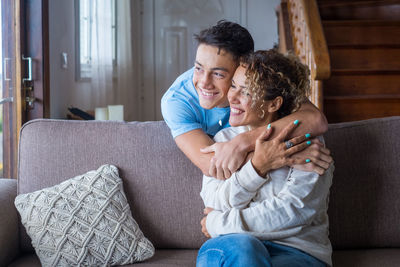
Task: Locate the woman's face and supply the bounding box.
[228,65,268,128]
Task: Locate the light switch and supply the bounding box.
[61,52,68,69]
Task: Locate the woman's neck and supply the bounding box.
[248,113,277,130]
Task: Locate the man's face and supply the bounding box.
[193,44,238,109]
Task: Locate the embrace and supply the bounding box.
[162,21,334,267]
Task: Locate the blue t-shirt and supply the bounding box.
[161,68,230,138]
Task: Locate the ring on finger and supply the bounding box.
[285,140,294,149]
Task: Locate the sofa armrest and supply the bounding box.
[0,178,19,265]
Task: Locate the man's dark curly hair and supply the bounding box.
[194,20,254,61]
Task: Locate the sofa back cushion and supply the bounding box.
[18,120,207,252]
[325,116,400,249]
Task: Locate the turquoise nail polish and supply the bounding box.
[267,124,271,129]
[305,159,311,163]
[305,133,311,138]
[307,141,311,145]
[294,119,299,125]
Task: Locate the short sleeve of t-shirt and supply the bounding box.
[161,68,203,138]
[161,94,203,138]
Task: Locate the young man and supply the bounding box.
[161,21,331,180]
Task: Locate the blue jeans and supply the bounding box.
[196,234,326,267]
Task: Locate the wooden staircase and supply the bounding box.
[319,0,400,123]
[277,0,400,123]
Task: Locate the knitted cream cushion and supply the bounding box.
[15,164,154,266]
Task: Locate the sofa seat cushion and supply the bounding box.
[9,249,198,267]
[11,249,400,267]
[332,248,400,267]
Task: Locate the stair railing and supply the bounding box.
[278,0,331,110]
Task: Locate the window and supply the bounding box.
[78,0,92,80]
[75,0,117,81]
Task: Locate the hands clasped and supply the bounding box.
[200,136,249,180]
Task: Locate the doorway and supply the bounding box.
[0,0,22,178]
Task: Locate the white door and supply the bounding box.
[141,0,246,120]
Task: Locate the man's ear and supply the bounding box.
[267,96,283,113]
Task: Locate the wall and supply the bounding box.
[49,0,75,119]
[49,0,280,120]
[247,0,281,51]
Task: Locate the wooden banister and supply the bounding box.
[277,0,331,109]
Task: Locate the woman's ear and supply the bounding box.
[267,96,283,113]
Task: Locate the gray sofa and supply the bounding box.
[1,116,399,267]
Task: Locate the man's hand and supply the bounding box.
[252,121,314,177]
[291,138,333,175]
[201,134,251,180]
[201,207,214,238]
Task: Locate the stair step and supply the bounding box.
[331,69,400,75]
[323,20,400,46]
[318,1,400,20]
[329,47,400,70]
[318,0,400,8]
[324,96,400,123]
[323,20,400,26]
[329,44,400,49]
[324,74,400,96]
[325,94,400,100]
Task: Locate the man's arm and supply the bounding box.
[175,129,215,176]
[161,82,219,176]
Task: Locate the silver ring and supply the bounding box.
[285,140,294,149]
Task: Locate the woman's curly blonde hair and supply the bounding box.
[242,50,310,119]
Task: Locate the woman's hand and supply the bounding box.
[290,138,333,175]
[201,207,214,238]
[251,121,313,177]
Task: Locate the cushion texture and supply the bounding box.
[15,164,154,266]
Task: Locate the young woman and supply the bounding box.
[197,50,334,267]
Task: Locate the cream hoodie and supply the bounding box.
[200,126,334,266]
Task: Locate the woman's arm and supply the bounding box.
[201,122,315,211]
[205,165,334,238]
[200,160,269,212]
